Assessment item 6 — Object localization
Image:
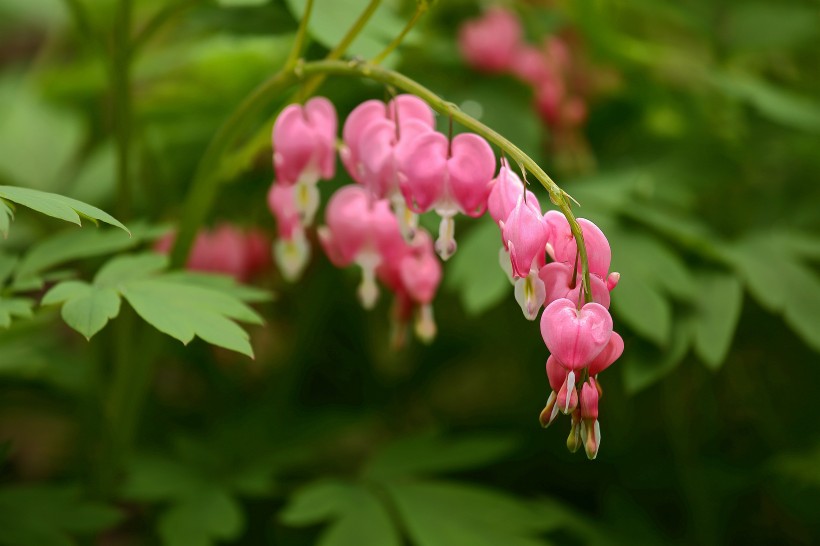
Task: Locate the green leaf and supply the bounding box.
[120,278,260,357]
[94,253,168,286]
[284,0,409,60]
[218,0,268,5]
[0,251,18,284]
[725,3,819,52]
[364,431,517,480]
[612,230,697,302]
[14,222,167,281]
[0,297,34,328]
[610,273,671,347]
[622,317,693,393]
[693,271,743,369]
[122,454,206,502]
[164,271,273,303]
[0,486,120,546]
[0,185,128,234]
[280,480,360,526]
[385,481,549,546]
[158,488,243,546]
[446,220,510,315]
[42,281,121,339]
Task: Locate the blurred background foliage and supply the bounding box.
[1,0,820,544]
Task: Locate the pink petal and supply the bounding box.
[396,131,449,213]
[502,191,547,278]
[588,332,624,376]
[447,132,496,216]
[388,94,435,129]
[487,158,525,227]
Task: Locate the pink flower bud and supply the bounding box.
[580,379,601,460]
[540,298,613,370]
[267,182,300,240]
[580,380,599,420]
[538,261,611,308]
[588,332,624,376]
[272,97,337,185]
[511,45,552,86]
[458,7,523,73]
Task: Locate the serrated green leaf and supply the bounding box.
[0,297,34,328]
[365,432,517,480]
[94,252,169,286]
[15,222,167,281]
[446,220,510,315]
[386,481,549,546]
[622,317,693,393]
[120,278,259,357]
[0,185,128,233]
[42,280,120,339]
[611,273,671,347]
[158,488,244,546]
[694,272,743,369]
[0,486,120,546]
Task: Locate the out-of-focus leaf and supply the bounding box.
[774,443,820,488]
[94,253,168,286]
[622,316,693,393]
[0,78,82,190]
[710,72,820,133]
[0,297,34,328]
[281,481,400,546]
[0,186,128,234]
[694,271,743,369]
[730,234,820,352]
[14,222,166,282]
[364,431,517,480]
[0,252,16,284]
[0,199,11,237]
[610,273,671,347]
[725,2,819,52]
[447,220,510,315]
[158,487,243,546]
[217,0,268,6]
[41,281,120,339]
[285,0,409,60]
[613,230,697,302]
[386,481,549,546]
[0,486,120,546]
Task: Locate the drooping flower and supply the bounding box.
[154,224,270,283]
[396,131,496,260]
[540,298,612,370]
[272,97,338,226]
[458,7,523,73]
[268,182,310,282]
[317,185,404,309]
[580,379,601,460]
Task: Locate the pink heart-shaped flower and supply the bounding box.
[540,298,612,370]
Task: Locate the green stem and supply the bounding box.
[111,0,133,219]
[328,0,382,60]
[171,59,593,297]
[370,0,428,65]
[283,0,315,71]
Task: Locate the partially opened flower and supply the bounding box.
[268,182,310,282]
[396,131,496,260]
[580,379,601,460]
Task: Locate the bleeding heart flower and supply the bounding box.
[501,191,549,279]
[396,131,496,260]
[540,298,613,370]
[458,7,523,73]
[580,379,601,460]
[588,331,623,376]
[272,97,337,186]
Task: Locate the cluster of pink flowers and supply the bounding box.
[458,7,588,132]
[268,94,622,457]
[154,224,270,283]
